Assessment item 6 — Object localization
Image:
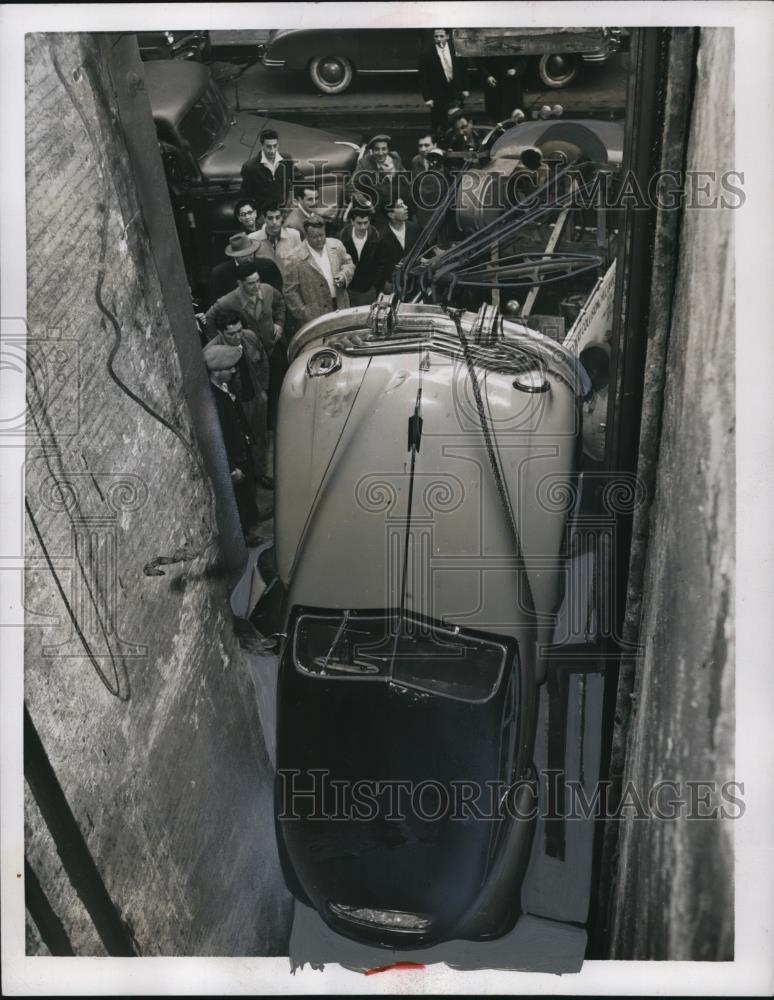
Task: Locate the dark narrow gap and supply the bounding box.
[24,859,75,956]
[544,668,569,860]
[23,705,138,957]
[584,26,674,958]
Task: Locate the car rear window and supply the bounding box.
[293,609,510,703]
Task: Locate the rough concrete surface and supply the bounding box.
[23,33,291,955]
[609,28,735,959]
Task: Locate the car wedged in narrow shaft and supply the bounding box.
[272,302,587,946]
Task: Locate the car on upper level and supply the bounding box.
[261,26,623,95]
[143,58,361,295]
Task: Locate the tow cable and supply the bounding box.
[450,309,537,624]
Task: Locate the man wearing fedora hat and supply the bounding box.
[208,232,283,306]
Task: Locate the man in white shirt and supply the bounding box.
[417,29,470,140]
[284,215,355,325]
[240,129,298,210]
[376,198,421,293]
[339,204,382,306]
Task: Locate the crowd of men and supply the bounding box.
[199,29,531,544]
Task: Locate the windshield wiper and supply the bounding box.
[311,657,381,675]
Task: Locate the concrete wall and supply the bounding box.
[24,33,291,955]
[609,28,735,959]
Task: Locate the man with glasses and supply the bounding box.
[233,198,261,235]
[375,198,421,294]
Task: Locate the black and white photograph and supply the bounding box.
[1,2,772,995]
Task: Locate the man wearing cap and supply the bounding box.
[417,29,470,140]
[375,198,421,294]
[248,203,302,280]
[203,308,273,489]
[284,215,355,325]
[208,233,284,304]
[240,128,298,211]
[339,203,382,307]
[202,335,267,543]
[350,135,409,215]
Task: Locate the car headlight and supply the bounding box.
[329,903,432,933]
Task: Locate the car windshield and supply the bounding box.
[178,81,230,160]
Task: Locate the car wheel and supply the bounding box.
[537,53,579,89]
[309,55,354,95]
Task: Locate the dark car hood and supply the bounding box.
[276,618,517,945]
[200,111,360,183]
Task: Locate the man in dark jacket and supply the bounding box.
[413,147,449,231]
[417,29,470,140]
[240,128,298,211]
[208,233,283,305]
[480,56,528,122]
[205,262,286,438]
[376,198,421,294]
[410,135,435,178]
[204,304,273,485]
[203,339,266,543]
[446,109,482,154]
[339,204,383,306]
[349,134,410,218]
